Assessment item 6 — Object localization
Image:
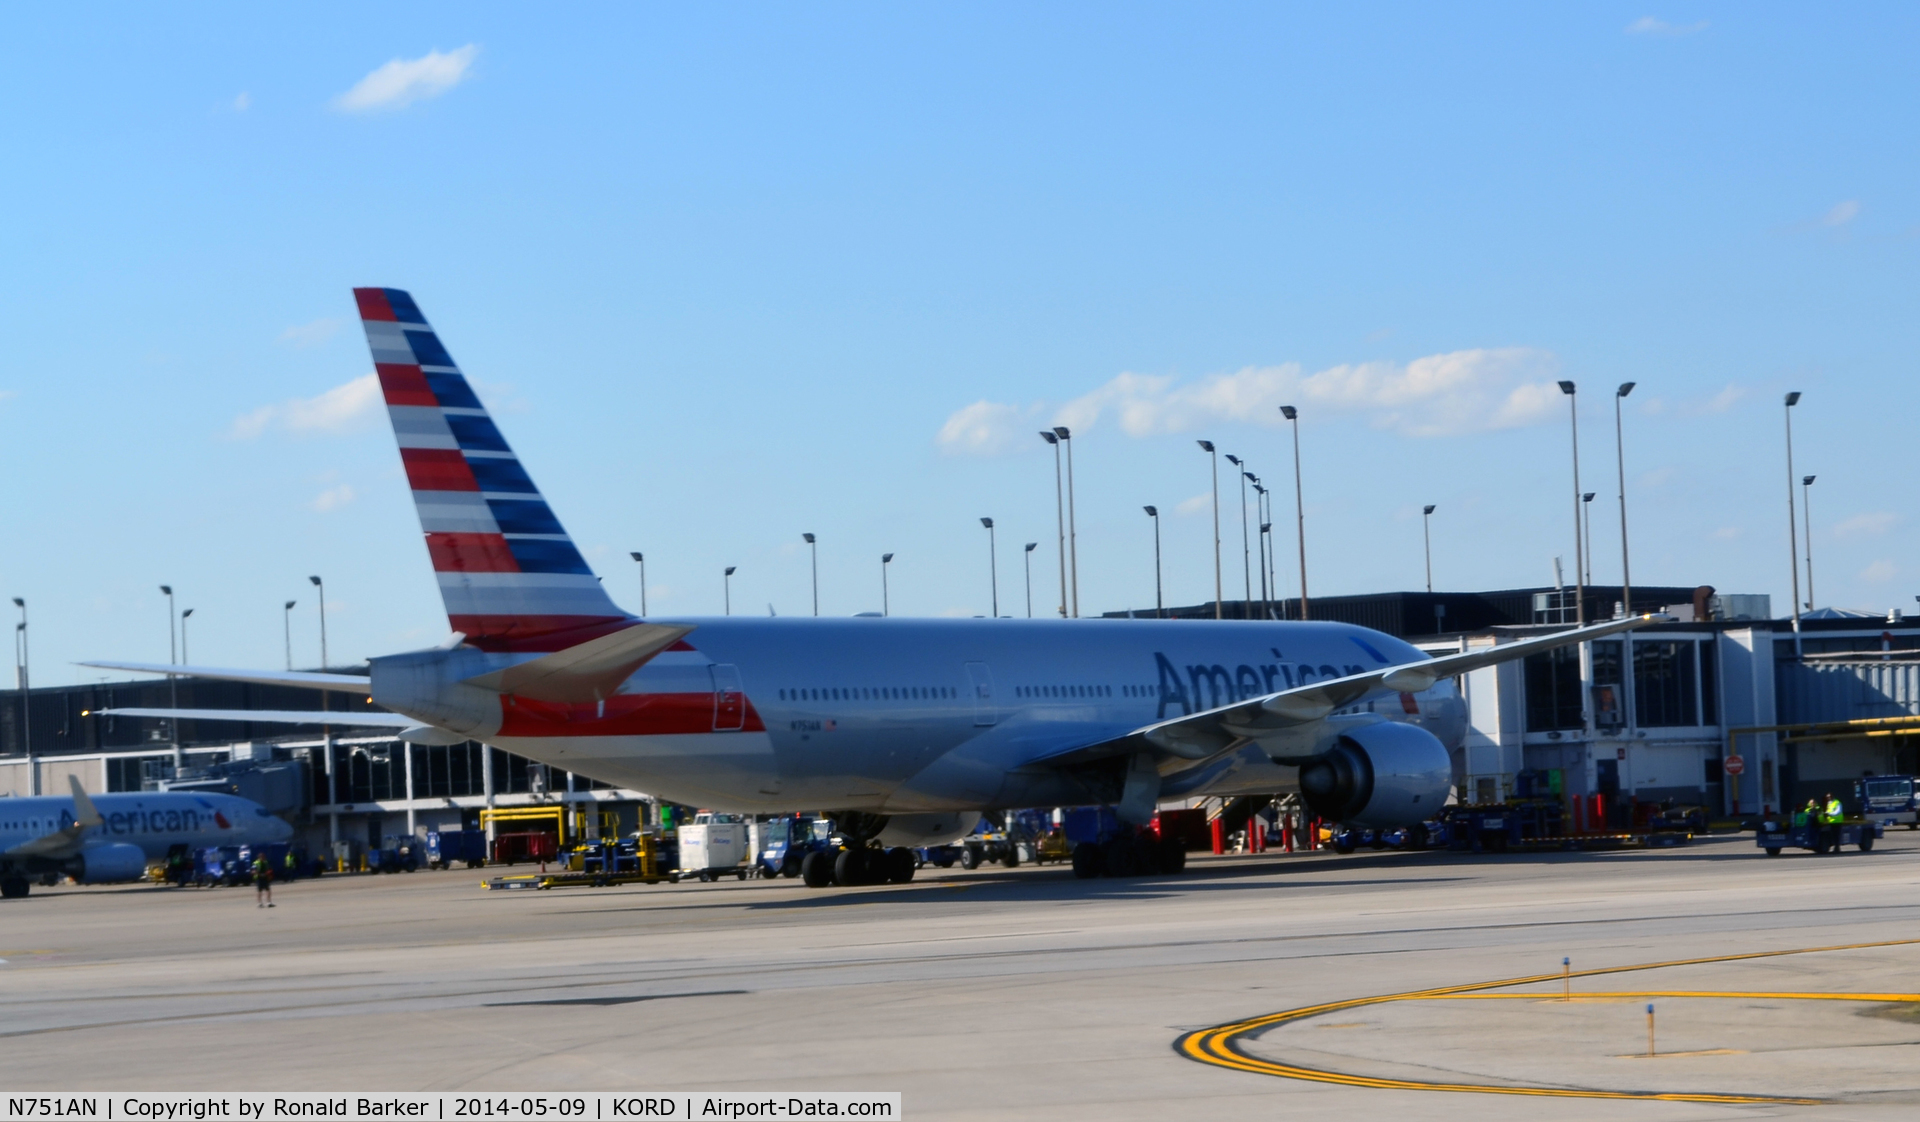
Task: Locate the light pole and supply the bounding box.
[1022,543,1036,619]
[308,575,328,670]
[1802,475,1817,611]
[1247,477,1269,619]
[980,518,999,618]
[180,608,194,664]
[1581,493,1595,589]
[1422,505,1437,593]
[283,600,296,670]
[1785,392,1803,656]
[724,566,736,616]
[1226,454,1252,619]
[629,552,647,616]
[802,533,818,616]
[881,553,894,617]
[1615,382,1635,617]
[1197,440,1222,620]
[1556,382,1585,625]
[1255,478,1276,620]
[12,597,30,796]
[160,585,179,766]
[1039,431,1067,618]
[1054,426,1079,618]
[1143,506,1163,619]
[1280,406,1309,619]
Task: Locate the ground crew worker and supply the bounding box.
[252,854,275,908]
[284,849,297,881]
[1813,792,1841,852]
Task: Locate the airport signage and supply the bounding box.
[1723,755,1745,776]
[0,1097,902,1122]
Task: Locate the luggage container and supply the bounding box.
[670,812,748,882]
[427,829,487,869]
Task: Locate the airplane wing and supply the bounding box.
[94,707,415,728]
[1032,614,1662,769]
[77,660,373,694]
[3,777,104,860]
[460,622,695,703]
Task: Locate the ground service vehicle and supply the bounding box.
[1856,775,1918,829]
[1756,816,1884,855]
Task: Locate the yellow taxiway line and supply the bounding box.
[1174,936,1920,1104]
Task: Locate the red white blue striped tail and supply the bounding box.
[354,288,630,652]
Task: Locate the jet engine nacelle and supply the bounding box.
[1296,721,1451,828]
[876,812,982,848]
[67,843,149,884]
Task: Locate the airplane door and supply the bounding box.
[712,664,745,731]
[965,662,997,727]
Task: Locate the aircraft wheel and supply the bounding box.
[0,877,27,899]
[1071,843,1104,879]
[1102,837,1138,878]
[886,847,916,884]
[801,850,834,888]
[833,847,862,887]
[1765,847,1783,856]
[1159,839,1187,874]
[1333,838,1356,855]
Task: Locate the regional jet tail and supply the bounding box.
[86,287,1661,888]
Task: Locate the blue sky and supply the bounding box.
[3,5,1916,684]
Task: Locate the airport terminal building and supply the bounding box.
[6,584,1919,854]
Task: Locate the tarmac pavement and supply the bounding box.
[2,832,1918,1120]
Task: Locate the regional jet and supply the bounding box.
[1,776,292,897]
[86,288,1653,887]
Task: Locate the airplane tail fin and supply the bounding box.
[354,288,630,652]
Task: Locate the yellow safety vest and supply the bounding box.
[1823,799,1844,824]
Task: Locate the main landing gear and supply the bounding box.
[797,811,916,888]
[800,845,916,888]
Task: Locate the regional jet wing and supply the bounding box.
[1032,614,1662,768]
[5,777,104,860]
[77,660,373,694]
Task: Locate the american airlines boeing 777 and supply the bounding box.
[89,288,1653,886]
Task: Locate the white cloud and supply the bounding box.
[310,484,356,512]
[1697,383,1745,413]
[1626,16,1708,36]
[278,317,344,348]
[1819,200,1861,227]
[233,92,250,112]
[1860,560,1897,583]
[1712,526,1741,540]
[232,373,381,440]
[1175,492,1212,516]
[936,400,1041,456]
[1065,348,1561,439]
[334,45,478,113]
[0,389,16,404]
[939,347,1564,452]
[1834,512,1899,537]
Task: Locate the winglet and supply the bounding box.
[68,775,102,828]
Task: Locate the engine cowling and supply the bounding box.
[876,812,982,848]
[68,843,149,884]
[1296,721,1451,828]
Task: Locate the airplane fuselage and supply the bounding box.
[373,616,1463,814]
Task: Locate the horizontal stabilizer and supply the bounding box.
[77,660,373,695]
[461,621,695,703]
[95,707,413,728]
